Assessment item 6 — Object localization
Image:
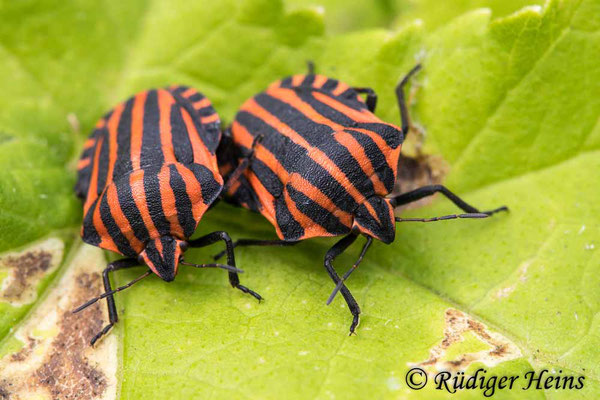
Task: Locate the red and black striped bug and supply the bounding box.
[216,64,507,334]
[73,86,261,345]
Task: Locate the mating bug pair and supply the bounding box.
[74,64,507,345]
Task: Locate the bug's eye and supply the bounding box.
[179,241,189,251]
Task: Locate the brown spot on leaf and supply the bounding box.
[411,308,522,373]
[0,238,64,305]
[490,344,508,357]
[0,380,10,400]
[0,244,116,400]
[33,272,108,399]
[393,153,449,211]
[1,251,52,301]
[9,337,37,362]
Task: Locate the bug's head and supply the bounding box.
[139,236,186,282]
[352,196,396,244]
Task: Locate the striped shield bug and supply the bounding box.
[216,64,507,334]
[73,86,261,346]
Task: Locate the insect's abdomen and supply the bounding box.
[222,74,404,241]
[76,86,223,255]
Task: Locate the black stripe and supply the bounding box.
[322,79,339,91]
[297,89,403,149]
[172,90,220,154]
[230,174,262,213]
[201,121,221,154]
[235,110,356,213]
[355,122,403,149]
[188,163,222,205]
[279,77,293,88]
[116,173,150,244]
[235,111,292,168]
[99,190,136,256]
[160,236,176,269]
[339,87,359,100]
[113,97,134,180]
[254,92,332,144]
[76,129,103,199]
[275,198,304,240]
[301,74,315,87]
[251,158,283,197]
[354,196,395,243]
[81,200,101,247]
[145,239,174,281]
[296,89,365,126]
[102,110,114,123]
[196,106,215,117]
[286,184,349,236]
[169,164,196,238]
[95,129,109,196]
[75,166,92,199]
[185,92,204,102]
[80,144,95,161]
[254,92,375,198]
[141,90,163,169]
[168,86,188,96]
[143,168,171,236]
[170,103,194,165]
[345,129,395,193]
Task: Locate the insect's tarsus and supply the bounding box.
[326,236,373,305]
[73,268,151,314]
[180,260,243,274]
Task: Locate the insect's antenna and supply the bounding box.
[327,237,373,305]
[180,261,244,274]
[396,63,422,136]
[72,269,152,314]
[395,212,489,223]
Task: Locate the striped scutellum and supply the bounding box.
[74,86,261,346]
[217,64,507,334]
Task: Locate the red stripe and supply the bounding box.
[84,135,105,214]
[92,192,120,253]
[130,169,160,240]
[105,103,125,185]
[158,90,177,164]
[83,137,96,150]
[77,157,91,170]
[106,183,144,253]
[130,91,147,170]
[201,114,219,124]
[181,88,197,98]
[158,166,185,238]
[180,107,214,168]
[193,98,210,109]
[173,164,205,222]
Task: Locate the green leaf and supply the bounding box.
[0,0,599,399]
[395,0,547,30]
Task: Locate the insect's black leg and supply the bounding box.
[396,64,422,135]
[353,87,378,112]
[390,184,508,215]
[188,231,262,301]
[324,233,361,335]
[326,236,373,305]
[222,134,262,194]
[213,238,299,261]
[92,258,139,346]
[307,60,315,75]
